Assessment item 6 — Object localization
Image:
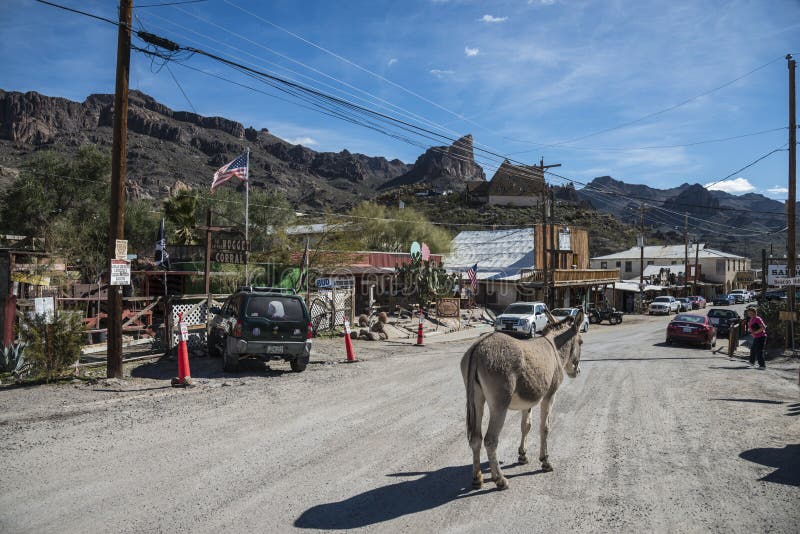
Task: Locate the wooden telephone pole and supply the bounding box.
[787,54,796,352]
[538,157,561,308]
[684,212,689,294]
[106,0,132,379]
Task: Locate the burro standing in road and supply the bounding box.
[461,311,584,490]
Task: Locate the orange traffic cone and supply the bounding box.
[343,320,358,362]
[416,309,425,346]
[171,312,193,387]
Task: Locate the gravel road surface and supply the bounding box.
[1,307,798,533]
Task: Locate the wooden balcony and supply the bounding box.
[520,268,620,286]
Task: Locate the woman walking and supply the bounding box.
[746,307,767,369]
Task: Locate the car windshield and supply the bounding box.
[708,309,737,318]
[674,314,704,323]
[654,297,671,303]
[245,296,305,321]
[504,304,536,315]
[551,308,572,316]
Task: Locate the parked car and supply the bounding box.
[494,302,550,338]
[712,294,735,306]
[756,289,800,302]
[729,289,749,304]
[676,297,692,312]
[666,313,717,349]
[706,308,742,337]
[552,307,590,332]
[688,295,706,309]
[649,296,680,315]
[208,287,312,372]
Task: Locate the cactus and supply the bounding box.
[1,342,28,376]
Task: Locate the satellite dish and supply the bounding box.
[421,243,430,261]
[410,241,421,257]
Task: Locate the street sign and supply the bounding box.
[114,239,128,260]
[110,259,131,285]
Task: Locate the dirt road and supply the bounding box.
[1,311,798,533]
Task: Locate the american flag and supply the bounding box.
[211,151,249,192]
[466,263,478,292]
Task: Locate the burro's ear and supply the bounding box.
[544,309,557,325]
[573,310,584,331]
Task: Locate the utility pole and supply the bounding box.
[694,240,701,294]
[787,54,796,351]
[684,212,689,295]
[639,203,647,291]
[762,248,768,300]
[538,157,561,308]
[106,0,132,379]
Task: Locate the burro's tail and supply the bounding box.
[464,339,482,444]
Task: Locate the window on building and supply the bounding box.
[716,259,725,274]
[671,261,677,265]
[600,261,607,269]
[616,261,621,268]
[625,261,632,272]
[647,260,654,265]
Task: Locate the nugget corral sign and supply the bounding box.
[212,238,249,265]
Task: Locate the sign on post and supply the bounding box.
[774,276,800,287]
[110,259,131,285]
[34,297,55,323]
[211,238,249,265]
[114,239,128,260]
[767,265,800,285]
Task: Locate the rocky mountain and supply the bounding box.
[378,134,486,191]
[0,89,484,209]
[576,175,789,260]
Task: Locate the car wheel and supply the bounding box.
[526,326,534,339]
[290,359,307,372]
[610,316,619,325]
[705,335,716,350]
[222,347,240,372]
[207,333,222,358]
[666,338,672,345]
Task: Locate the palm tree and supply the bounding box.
[163,190,198,245]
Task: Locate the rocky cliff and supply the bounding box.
[0,89,489,209]
[378,134,486,191]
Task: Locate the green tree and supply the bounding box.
[19,312,85,382]
[125,199,160,257]
[339,202,452,253]
[0,146,111,281]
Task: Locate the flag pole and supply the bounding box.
[244,147,250,285]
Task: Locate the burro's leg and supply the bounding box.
[485,404,510,489]
[539,395,554,472]
[470,388,486,489]
[518,408,532,464]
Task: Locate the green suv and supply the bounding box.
[208,287,312,372]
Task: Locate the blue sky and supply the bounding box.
[0,0,798,199]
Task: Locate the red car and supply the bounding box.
[666,314,716,349]
[688,296,706,309]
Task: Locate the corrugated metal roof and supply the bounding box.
[443,228,535,280]
[592,244,746,261]
[614,281,664,292]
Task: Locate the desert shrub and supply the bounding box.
[19,312,85,381]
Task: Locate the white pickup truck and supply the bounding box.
[494,302,550,338]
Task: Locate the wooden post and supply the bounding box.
[106,0,132,379]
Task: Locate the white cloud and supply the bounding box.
[430,69,455,78]
[464,46,479,57]
[704,177,755,194]
[530,0,555,5]
[388,58,398,66]
[285,136,319,146]
[767,186,789,194]
[479,14,507,23]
